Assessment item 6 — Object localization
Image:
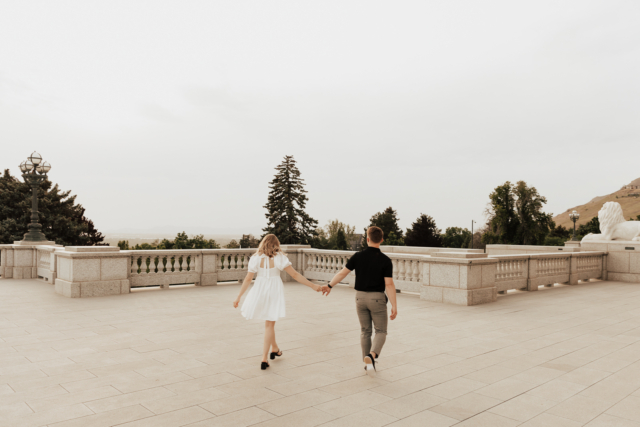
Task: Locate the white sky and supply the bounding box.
[1,1,639,235]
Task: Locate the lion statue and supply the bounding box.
[581,201,640,241]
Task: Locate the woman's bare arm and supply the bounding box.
[283,266,321,291]
[233,272,256,307]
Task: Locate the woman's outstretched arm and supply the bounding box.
[283,266,321,292]
[233,272,256,308]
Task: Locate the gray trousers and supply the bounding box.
[356,291,388,359]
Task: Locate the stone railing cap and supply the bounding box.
[434,252,488,259]
[65,246,120,252]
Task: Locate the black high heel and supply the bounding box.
[270,350,283,360]
[261,362,270,370]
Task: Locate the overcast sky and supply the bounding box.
[1,1,639,236]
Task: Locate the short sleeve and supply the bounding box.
[275,253,292,270]
[247,255,260,273]
[345,253,358,271]
[383,258,393,278]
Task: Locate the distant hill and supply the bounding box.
[553,181,640,229]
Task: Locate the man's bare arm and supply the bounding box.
[385,277,398,320]
[322,267,351,295]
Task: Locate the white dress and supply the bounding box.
[241,253,291,321]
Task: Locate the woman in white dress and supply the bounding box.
[233,234,321,370]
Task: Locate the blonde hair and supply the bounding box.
[255,234,283,258]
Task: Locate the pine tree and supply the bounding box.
[362,207,403,248]
[335,229,348,250]
[405,214,443,247]
[0,169,105,246]
[263,156,318,244]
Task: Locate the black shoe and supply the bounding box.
[364,353,376,376]
[270,350,283,360]
[261,362,269,370]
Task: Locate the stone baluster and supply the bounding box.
[180,256,187,272]
[417,260,423,283]
[131,256,138,275]
[406,260,414,281]
[392,259,398,280]
[398,260,405,281]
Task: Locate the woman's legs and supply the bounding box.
[263,321,277,362]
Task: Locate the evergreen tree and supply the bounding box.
[0,169,105,245]
[262,156,318,244]
[335,229,348,250]
[405,214,443,247]
[363,207,403,248]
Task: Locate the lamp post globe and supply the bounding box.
[569,210,580,241]
[28,151,42,166]
[19,152,52,243]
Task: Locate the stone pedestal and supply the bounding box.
[13,240,56,246]
[0,243,60,279]
[54,247,130,298]
[581,241,640,283]
[420,253,498,306]
[564,241,581,250]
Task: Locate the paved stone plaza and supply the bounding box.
[1,279,640,427]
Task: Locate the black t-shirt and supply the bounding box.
[345,247,393,292]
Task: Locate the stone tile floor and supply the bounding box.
[1,279,640,427]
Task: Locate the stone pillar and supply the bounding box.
[280,245,311,282]
[569,255,580,286]
[13,246,36,279]
[420,253,498,306]
[200,250,218,286]
[54,247,130,298]
[0,246,7,278]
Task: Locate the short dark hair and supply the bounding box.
[367,226,384,244]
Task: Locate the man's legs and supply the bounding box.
[356,294,373,359]
[369,297,388,357]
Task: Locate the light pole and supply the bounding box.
[471,220,476,249]
[18,152,52,243]
[569,210,580,241]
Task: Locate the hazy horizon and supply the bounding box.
[2,1,639,235]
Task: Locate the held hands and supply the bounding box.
[321,285,332,296]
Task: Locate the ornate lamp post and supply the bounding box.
[569,210,580,241]
[18,152,52,243]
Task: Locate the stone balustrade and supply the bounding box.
[491,251,606,294]
[486,244,581,255]
[0,243,610,305]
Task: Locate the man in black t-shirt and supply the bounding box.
[322,226,398,376]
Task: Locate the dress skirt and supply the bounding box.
[241,273,286,321]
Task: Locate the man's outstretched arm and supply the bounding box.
[322,267,351,295]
